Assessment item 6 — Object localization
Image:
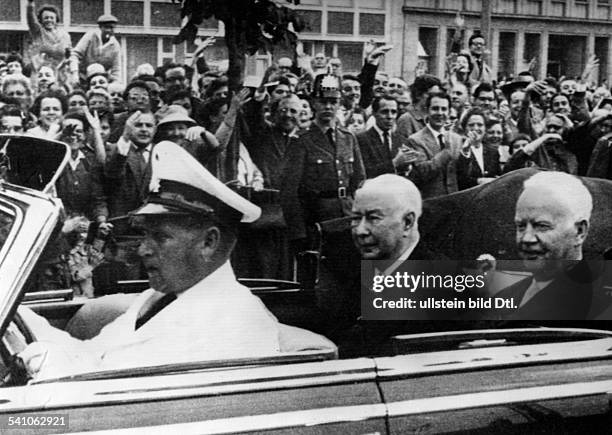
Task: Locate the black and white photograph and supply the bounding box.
[1,0,612,433]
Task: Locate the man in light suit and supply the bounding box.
[356,96,411,179]
[402,92,465,198]
[19,141,334,380]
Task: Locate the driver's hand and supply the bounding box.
[17,341,95,382]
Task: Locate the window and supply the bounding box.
[150,2,182,28]
[299,10,322,33]
[327,12,354,35]
[550,0,567,16]
[524,0,543,15]
[336,42,364,73]
[0,210,15,252]
[71,0,104,25]
[359,13,385,36]
[357,0,385,8]
[112,1,144,27]
[498,32,516,78]
[328,0,353,6]
[0,0,20,21]
[125,36,158,80]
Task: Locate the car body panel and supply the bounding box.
[0,359,385,433]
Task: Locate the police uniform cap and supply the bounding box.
[132,141,261,224]
[312,73,341,99]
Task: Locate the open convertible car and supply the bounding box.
[1,135,612,434]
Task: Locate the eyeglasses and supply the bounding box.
[128,93,150,101]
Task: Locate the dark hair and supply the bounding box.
[0,95,21,106]
[410,74,442,103]
[460,107,486,132]
[31,90,68,117]
[473,82,497,100]
[96,109,114,125]
[164,88,192,105]
[425,91,451,109]
[205,76,229,99]
[456,53,474,74]
[469,31,485,46]
[123,80,151,101]
[6,53,23,65]
[68,89,87,100]
[341,74,360,83]
[134,74,160,85]
[371,96,397,113]
[509,133,531,154]
[37,4,61,24]
[63,110,90,131]
[485,116,503,129]
[267,75,291,91]
[0,104,26,125]
[549,93,569,111]
[346,107,366,123]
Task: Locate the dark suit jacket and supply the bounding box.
[456,144,501,190]
[104,142,153,218]
[56,148,108,220]
[484,261,594,321]
[586,136,612,180]
[243,99,295,189]
[406,127,463,198]
[356,127,407,179]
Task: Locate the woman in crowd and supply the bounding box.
[34,64,57,94]
[483,116,510,165]
[27,89,66,138]
[456,107,501,190]
[25,0,72,72]
[67,90,88,113]
[2,74,34,114]
[346,107,367,135]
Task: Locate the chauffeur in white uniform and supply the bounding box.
[19,141,334,380]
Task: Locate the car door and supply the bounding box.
[0,357,387,434]
[375,329,612,434]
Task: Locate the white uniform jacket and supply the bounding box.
[19,261,282,379]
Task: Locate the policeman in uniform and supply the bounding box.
[281,74,365,336]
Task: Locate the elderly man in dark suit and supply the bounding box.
[401,92,465,198]
[486,171,595,320]
[356,96,411,179]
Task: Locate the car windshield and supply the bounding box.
[0,209,14,252]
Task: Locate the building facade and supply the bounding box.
[1,1,611,85]
[402,0,612,85]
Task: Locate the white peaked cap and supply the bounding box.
[132,141,261,223]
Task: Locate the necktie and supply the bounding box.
[135,293,177,329]
[438,134,446,150]
[326,128,335,147]
[383,131,390,152]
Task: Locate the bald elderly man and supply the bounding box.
[489,171,595,320]
[351,174,435,269]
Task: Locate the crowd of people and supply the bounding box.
[1,2,611,303]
